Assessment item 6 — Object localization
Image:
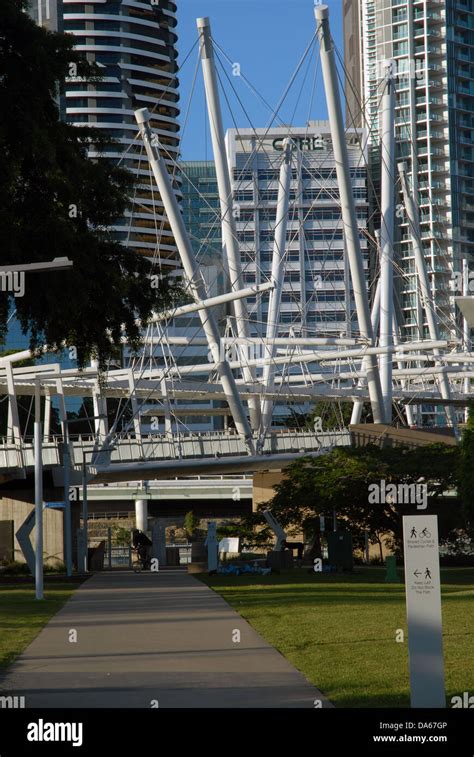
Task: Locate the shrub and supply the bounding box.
[0,561,30,575]
[114,526,132,546]
[184,511,201,541]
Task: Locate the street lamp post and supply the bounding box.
[34,380,43,600]
[62,440,72,577]
[2,257,73,590]
[61,413,108,574]
[82,451,88,574]
[0,258,73,275]
[79,443,116,573]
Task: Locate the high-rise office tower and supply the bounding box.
[343,0,364,129]
[344,1,474,342]
[226,123,370,422]
[227,124,369,338]
[29,0,181,263]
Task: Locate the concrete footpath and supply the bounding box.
[0,571,331,708]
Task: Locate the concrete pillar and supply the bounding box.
[152,519,167,566]
[206,521,218,573]
[135,499,148,532]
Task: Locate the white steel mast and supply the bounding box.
[259,139,293,444]
[315,4,385,424]
[379,67,396,422]
[197,16,261,430]
[350,277,381,425]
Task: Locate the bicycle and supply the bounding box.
[132,546,151,573]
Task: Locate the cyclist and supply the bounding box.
[132,529,152,570]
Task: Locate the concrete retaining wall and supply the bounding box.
[0,492,64,565]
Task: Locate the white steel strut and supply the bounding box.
[147,282,273,324]
[351,278,381,425]
[398,162,457,433]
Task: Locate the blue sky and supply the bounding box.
[176,1,344,160]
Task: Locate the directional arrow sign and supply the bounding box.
[403,515,445,708]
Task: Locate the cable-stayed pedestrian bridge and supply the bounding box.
[2,4,474,492]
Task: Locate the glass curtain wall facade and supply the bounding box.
[225,123,370,424]
[226,123,370,339]
[344,0,474,344]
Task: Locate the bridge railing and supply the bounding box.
[70,429,350,464]
[0,441,23,471]
[0,429,351,473]
[19,441,62,468]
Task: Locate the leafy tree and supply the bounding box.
[284,400,417,431]
[0,0,179,369]
[283,401,372,431]
[262,444,461,558]
[184,511,200,541]
[217,514,274,551]
[456,403,474,543]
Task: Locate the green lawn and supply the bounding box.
[200,567,474,708]
[0,583,80,670]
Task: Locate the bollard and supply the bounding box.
[385,554,399,583]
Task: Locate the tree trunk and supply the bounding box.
[377,535,384,563]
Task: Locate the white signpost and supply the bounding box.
[402,514,445,708]
[218,537,239,554]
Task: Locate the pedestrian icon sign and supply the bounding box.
[402,515,445,708]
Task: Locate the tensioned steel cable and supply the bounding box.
[106,23,440,448]
[338,43,469,414]
[335,41,462,345]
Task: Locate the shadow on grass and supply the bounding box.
[0,585,80,670]
[199,569,474,709]
[332,692,412,708]
[199,582,473,613]
[201,566,474,586]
